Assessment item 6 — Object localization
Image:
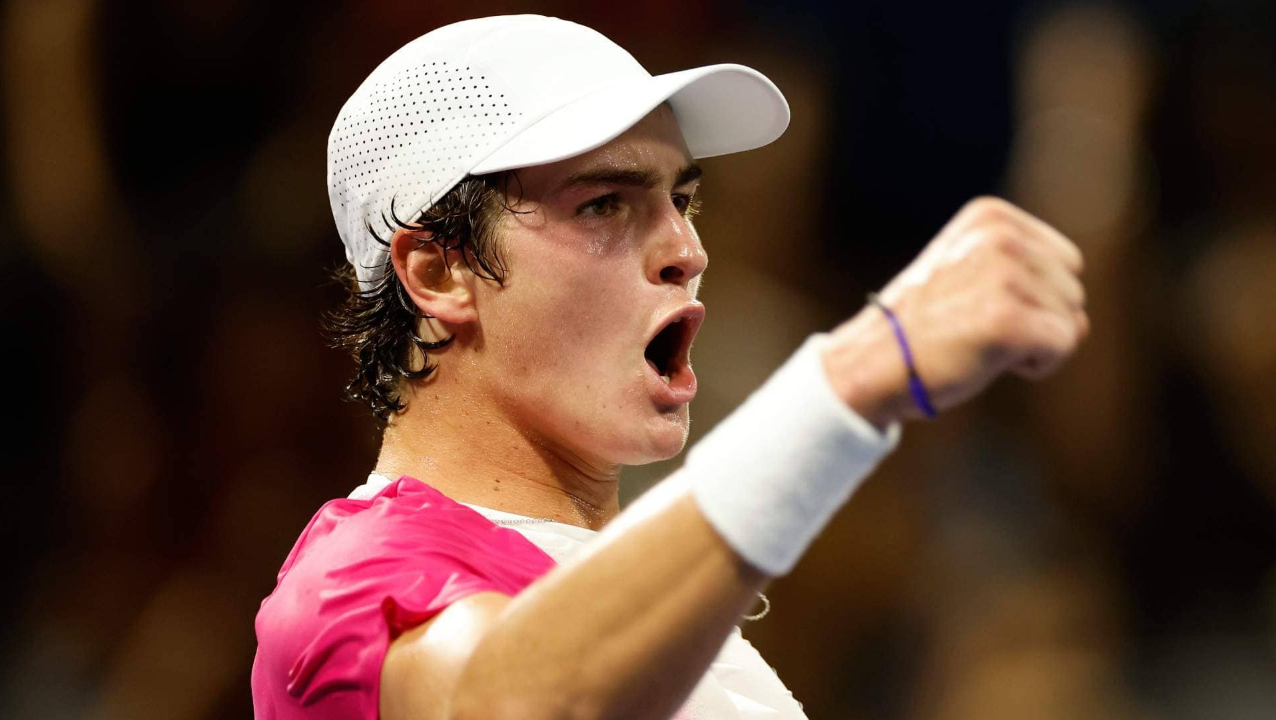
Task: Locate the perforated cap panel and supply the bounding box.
[328,55,523,284]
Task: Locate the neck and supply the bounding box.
[373,362,623,531]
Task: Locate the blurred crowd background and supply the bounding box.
[3,0,1274,718]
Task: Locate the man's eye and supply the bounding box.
[578,193,619,217]
[674,194,702,218]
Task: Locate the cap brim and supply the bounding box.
[470,63,789,174]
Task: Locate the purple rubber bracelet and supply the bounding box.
[867,292,938,419]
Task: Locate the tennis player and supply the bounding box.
[251,15,1088,720]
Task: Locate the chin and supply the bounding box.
[612,408,691,466]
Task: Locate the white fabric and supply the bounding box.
[327,14,790,288]
[687,334,901,576]
[353,473,809,719]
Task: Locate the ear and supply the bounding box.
[389,228,478,325]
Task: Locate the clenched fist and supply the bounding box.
[823,197,1089,428]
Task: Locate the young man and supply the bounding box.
[252,15,1088,720]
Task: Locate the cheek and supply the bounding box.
[483,240,639,387]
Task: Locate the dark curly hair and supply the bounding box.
[324,173,517,420]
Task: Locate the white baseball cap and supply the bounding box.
[328,14,790,288]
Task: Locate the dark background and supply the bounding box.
[3,1,1275,718]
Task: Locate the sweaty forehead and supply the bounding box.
[586,104,691,166]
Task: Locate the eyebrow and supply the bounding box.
[558,162,703,193]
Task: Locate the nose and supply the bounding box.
[646,209,708,287]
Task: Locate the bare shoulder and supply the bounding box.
[380,591,512,720]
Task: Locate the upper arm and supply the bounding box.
[380,590,512,720]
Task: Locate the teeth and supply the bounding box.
[660,373,671,383]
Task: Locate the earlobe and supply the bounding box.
[389,228,478,325]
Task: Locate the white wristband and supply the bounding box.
[686,333,901,577]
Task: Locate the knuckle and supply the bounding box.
[962,225,1020,262]
[989,228,1027,257]
[1076,310,1092,341]
[1070,245,1087,274]
[1054,315,1082,354]
[965,195,1011,217]
[992,258,1028,292]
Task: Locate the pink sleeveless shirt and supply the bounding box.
[251,476,555,719]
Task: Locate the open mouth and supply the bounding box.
[645,318,691,383]
[642,305,704,400]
